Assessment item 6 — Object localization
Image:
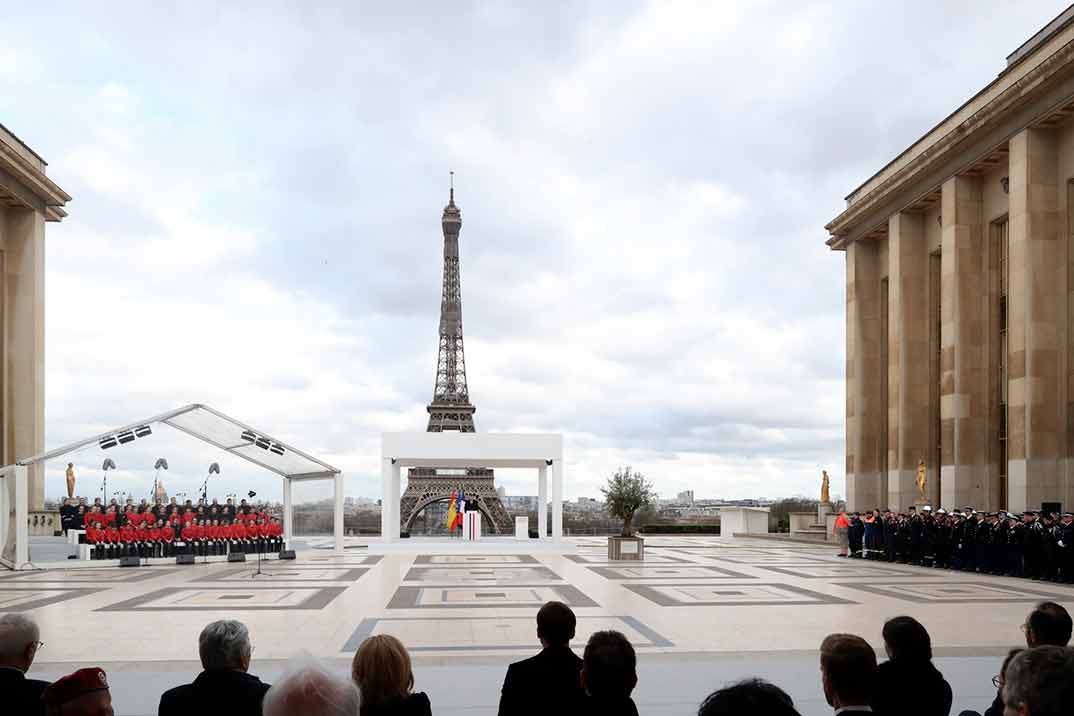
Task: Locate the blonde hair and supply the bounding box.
[351,634,414,707]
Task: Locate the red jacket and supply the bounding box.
[161,527,175,543]
[86,527,104,543]
[134,526,149,542]
[105,527,121,543]
[180,525,197,541]
[148,527,161,542]
[120,526,136,543]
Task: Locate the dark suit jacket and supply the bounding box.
[159,669,270,716]
[498,646,584,716]
[0,666,49,716]
[572,694,640,716]
[873,659,953,716]
[361,692,432,716]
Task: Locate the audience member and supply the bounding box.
[819,633,877,715]
[352,634,430,716]
[262,660,360,716]
[579,630,639,716]
[1022,601,1072,647]
[873,616,952,716]
[976,602,1071,716]
[41,667,113,716]
[159,620,271,716]
[498,601,585,716]
[697,678,801,716]
[0,612,49,716]
[1001,646,1074,716]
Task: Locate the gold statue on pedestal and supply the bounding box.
[915,459,928,504]
[65,463,76,499]
[820,470,831,504]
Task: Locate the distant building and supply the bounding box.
[677,490,695,504]
[496,486,506,499]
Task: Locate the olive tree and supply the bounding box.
[601,466,656,537]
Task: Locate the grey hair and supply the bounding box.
[263,658,360,716]
[0,613,39,662]
[1002,646,1074,716]
[198,620,252,670]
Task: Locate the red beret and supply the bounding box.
[41,667,109,705]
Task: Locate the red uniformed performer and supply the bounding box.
[245,520,261,555]
[227,520,244,554]
[119,522,137,558]
[180,521,197,555]
[160,519,175,557]
[148,521,162,559]
[105,524,121,559]
[133,521,149,559]
[86,521,105,560]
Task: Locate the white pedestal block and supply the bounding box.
[514,516,529,540]
[463,512,482,541]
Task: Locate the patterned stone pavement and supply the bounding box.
[7,535,1072,715]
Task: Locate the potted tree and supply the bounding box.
[602,467,655,561]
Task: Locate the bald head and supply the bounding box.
[262,660,360,716]
[0,613,40,671]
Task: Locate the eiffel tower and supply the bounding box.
[400,178,511,534]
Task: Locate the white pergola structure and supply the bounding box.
[0,404,344,570]
[380,432,564,543]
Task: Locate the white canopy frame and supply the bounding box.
[1,403,344,570]
[380,432,565,543]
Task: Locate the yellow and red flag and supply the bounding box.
[445,490,458,531]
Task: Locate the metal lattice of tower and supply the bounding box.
[426,181,476,432]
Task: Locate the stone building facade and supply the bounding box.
[0,125,70,508]
[827,8,1074,513]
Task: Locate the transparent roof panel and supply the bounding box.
[18,403,339,478]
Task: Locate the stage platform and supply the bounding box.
[7,535,1069,716]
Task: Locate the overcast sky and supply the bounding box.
[2,1,1067,504]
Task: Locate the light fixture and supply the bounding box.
[269,442,285,456]
[99,436,118,450]
[241,430,257,442]
[102,458,116,471]
[116,430,135,445]
[209,462,221,475]
[134,425,152,438]
[154,458,169,470]
[254,437,270,450]
[1001,176,1009,194]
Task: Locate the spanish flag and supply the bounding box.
[445,489,458,531]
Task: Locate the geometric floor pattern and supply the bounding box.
[14,535,1074,659]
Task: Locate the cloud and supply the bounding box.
[2,0,1065,504]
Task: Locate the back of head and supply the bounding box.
[199,620,252,671]
[1026,602,1072,647]
[41,667,112,716]
[263,659,360,716]
[351,634,414,707]
[1002,646,1074,716]
[881,616,932,662]
[537,601,576,648]
[698,679,801,716]
[582,630,637,699]
[820,634,876,706]
[0,612,39,669]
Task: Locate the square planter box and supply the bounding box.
[607,535,644,561]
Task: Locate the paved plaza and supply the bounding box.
[10,535,1072,715]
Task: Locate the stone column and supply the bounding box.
[939,175,990,510]
[846,239,883,510]
[887,211,931,509]
[3,208,46,510]
[1008,128,1062,512]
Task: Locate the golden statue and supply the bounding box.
[820,470,831,504]
[915,459,928,503]
[65,463,76,499]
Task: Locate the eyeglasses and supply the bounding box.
[992,675,1002,688]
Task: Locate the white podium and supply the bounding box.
[515,516,529,540]
[463,512,482,541]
